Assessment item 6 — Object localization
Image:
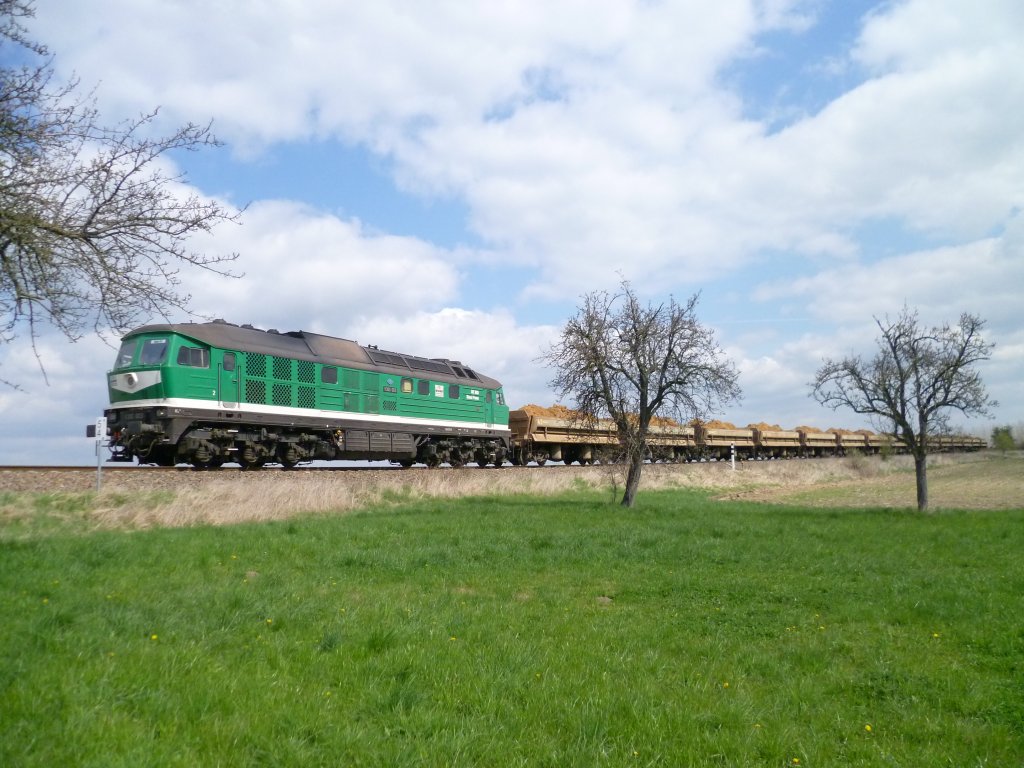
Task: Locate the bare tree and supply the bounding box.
[811,307,996,511]
[543,280,741,508]
[1,0,239,384]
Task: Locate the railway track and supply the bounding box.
[0,462,551,493]
[0,464,408,473]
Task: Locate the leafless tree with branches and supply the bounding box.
[543,279,741,507]
[812,307,996,511]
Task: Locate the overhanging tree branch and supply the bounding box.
[1,0,241,384]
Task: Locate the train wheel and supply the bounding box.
[277,444,300,469]
[190,443,222,469]
[238,445,263,470]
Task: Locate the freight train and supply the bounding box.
[103,320,986,468]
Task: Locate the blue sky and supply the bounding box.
[2,0,1022,464]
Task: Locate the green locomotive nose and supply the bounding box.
[107,333,171,402]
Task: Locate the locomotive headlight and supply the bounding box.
[125,373,138,387]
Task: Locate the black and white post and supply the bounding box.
[87,417,108,491]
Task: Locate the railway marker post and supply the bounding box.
[730,442,736,471]
[87,417,108,491]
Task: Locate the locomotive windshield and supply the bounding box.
[114,340,136,369]
[138,338,169,365]
[113,337,169,369]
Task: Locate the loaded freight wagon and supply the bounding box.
[105,320,511,468]
[751,426,802,459]
[508,407,698,465]
[508,408,617,466]
[927,434,987,452]
[797,427,840,457]
[695,423,756,460]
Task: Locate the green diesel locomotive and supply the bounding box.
[105,320,511,468]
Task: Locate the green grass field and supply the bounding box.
[2,489,1022,766]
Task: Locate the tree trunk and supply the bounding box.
[621,453,644,508]
[914,452,929,511]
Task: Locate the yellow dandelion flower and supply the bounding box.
[865,724,873,732]
[150,634,158,641]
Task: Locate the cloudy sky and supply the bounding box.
[2,0,1022,465]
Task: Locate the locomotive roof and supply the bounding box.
[125,321,503,389]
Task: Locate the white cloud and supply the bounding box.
[854,0,1024,73]
[181,200,463,333]
[31,1,1024,287]
[752,229,1024,329]
[0,334,114,464]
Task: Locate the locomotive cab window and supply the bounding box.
[417,379,430,395]
[449,384,460,399]
[177,346,210,368]
[139,338,169,365]
[114,340,136,369]
[223,352,236,372]
[321,366,338,384]
[401,378,414,394]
